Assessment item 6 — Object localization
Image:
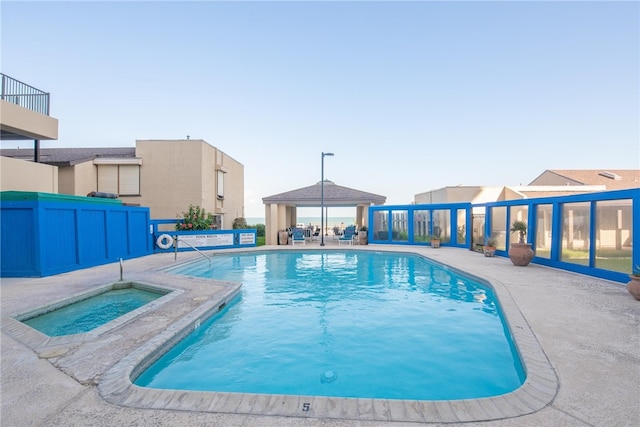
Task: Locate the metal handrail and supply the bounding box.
[1,73,50,115]
[173,235,212,267]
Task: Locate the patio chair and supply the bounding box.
[332,226,342,240]
[338,226,356,246]
[291,228,306,245]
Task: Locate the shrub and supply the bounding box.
[175,205,214,231]
[232,217,248,229]
[251,223,266,237]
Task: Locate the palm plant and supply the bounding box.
[510,221,528,244]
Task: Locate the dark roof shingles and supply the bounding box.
[1,147,135,166]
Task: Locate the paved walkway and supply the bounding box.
[1,244,638,426]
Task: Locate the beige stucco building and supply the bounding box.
[415,169,640,206]
[414,170,639,249]
[134,139,244,226]
[0,73,60,192]
[1,139,245,228]
[1,75,244,229]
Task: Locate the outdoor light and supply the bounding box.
[320,152,334,246]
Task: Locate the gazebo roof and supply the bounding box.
[262,180,386,207]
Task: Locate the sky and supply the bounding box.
[1,0,638,218]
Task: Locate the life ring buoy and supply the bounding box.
[156,234,174,250]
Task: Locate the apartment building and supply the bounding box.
[1,74,244,228]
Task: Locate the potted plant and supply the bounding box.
[508,221,534,266]
[278,228,290,245]
[358,225,368,245]
[430,233,441,248]
[627,265,640,301]
[483,235,497,257]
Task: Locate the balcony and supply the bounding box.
[0,73,58,141]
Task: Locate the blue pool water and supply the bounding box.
[135,251,525,400]
[23,287,163,336]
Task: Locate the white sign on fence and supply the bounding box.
[177,233,234,248]
[239,232,256,245]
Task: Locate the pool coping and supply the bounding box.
[97,249,559,423]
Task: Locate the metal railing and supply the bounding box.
[1,73,50,115]
[173,235,212,267]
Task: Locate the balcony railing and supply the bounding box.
[1,73,50,116]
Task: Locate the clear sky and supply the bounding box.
[2,0,638,218]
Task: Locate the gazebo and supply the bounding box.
[262,180,386,245]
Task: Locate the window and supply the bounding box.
[97,165,118,194]
[118,165,140,195]
[412,210,430,243]
[97,164,140,196]
[560,202,590,265]
[456,209,466,244]
[432,209,450,243]
[391,209,408,241]
[535,204,553,259]
[490,206,507,250]
[595,199,632,273]
[217,170,224,200]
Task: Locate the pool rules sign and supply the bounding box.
[177,232,255,248]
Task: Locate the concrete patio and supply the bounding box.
[1,243,638,426]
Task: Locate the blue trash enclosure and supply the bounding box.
[1,191,152,277]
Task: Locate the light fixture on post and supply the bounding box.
[320,152,334,246]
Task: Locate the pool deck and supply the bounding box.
[1,242,639,426]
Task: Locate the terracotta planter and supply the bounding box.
[508,243,534,266]
[627,275,640,301]
[358,231,368,245]
[483,246,496,257]
[431,239,441,248]
[278,231,289,245]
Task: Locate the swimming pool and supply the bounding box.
[135,250,525,400]
[19,282,168,336]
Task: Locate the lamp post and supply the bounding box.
[320,152,334,246]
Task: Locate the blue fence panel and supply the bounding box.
[78,208,108,265]
[40,207,78,273]
[1,192,152,277]
[107,210,129,259]
[130,210,153,256]
[0,208,36,275]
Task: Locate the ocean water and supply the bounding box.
[245,216,356,228]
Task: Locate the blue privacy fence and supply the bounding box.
[1,192,152,277]
[369,189,639,283]
[0,192,258,277]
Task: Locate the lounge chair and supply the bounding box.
[338,226,356,246]
[291,228,306,245]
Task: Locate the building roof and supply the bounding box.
[262,180,386,207]
[529,169,640,190]
[0,147,136,167]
